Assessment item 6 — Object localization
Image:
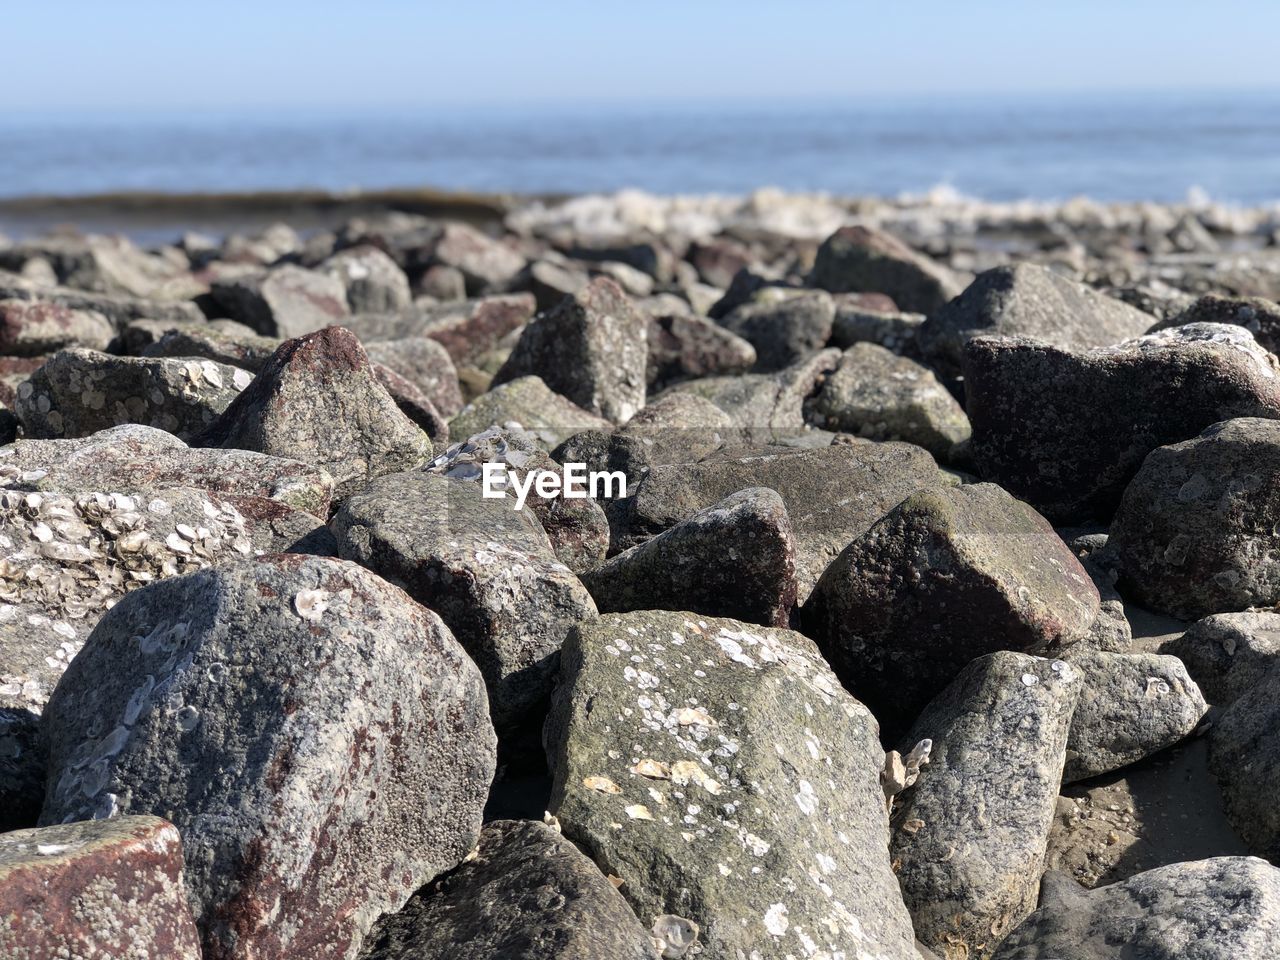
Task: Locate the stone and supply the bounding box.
[582,488,797,627]
[1164,611,1280,705]
[1151,293,1280,354]
[358,819,659,960]
[964,325,1280,523]
[321,244,412,313]
[810,225,969,314]
[141,323,282,372]
[0,299,114,355]
[333,471,596,731]
[17,349,248,442]
[1111,418,1280,619]
[526,259,589,311]
[0,276,204,327]
[0,815,202,959]
[919,263,1155,380]
[669,348,840,433]
[493,277,647,422]
[801,484,1099,733]
[40,554,496,960]
[1060,647,1207,782]
[807,343,971,460]
[374,362,450,443]
[424,222,526,295]
[340,295,535,365]
[545,611,920,960]
[0,234,190,299]
[718,290,834,371]
[829,302,925,356]
[197,326,432,496]
[209,264,352,338]
[1210,664,1280,860]
[365,336,464,416]
[646,311,757,389]
[992,858,1280,959]
[891,652,1080,960]
[450,375,613,451]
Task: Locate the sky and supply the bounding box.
[5,0,1280,113]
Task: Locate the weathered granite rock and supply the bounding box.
[494,277,647,422]
[669,348,841,433]
[964,325,1280,522]
[424,222,526,295]
[417,294,536,364]
[830,301,925,356]
[450,375,613,451]
[365,336,464,416]
[0,277,204,327]
[333,471,596,731]
[891,652,1080,960]
[810,225,969,314]
[646,311,757,389]
[141,323,282,371]
[1111,418,1280,619]
[807,342,971,459]
[1060,647,1207,782]
[1151,293,1280,354]
[993,858,1280,959]
[525,259,589,311]
[583,488,797,627]
[210,264,352,338]
[358,819,659,960]
[546,611,920,960]
[1209,664,1280,860]
[197,326,432,496]
[0,424,335,516]
[802,483,1099,732]
[374,362,450,443]
[0,299,114,355]
[1164,611,1280,705]
[321,244,412,313]
[0,234,190,299]
[919,263,1155,379]
[40,554,496,960]
[416,263,467,301]
[17,349,250,441]
[719,290,834,371]
[0,816,202,959]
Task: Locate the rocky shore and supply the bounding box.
[3,189,1280,959]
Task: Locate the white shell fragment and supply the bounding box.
[624,804,655,821]
[652,914,700,959]
[583,775,622,794]
[293,589,330,622]
[673,706,717,727]
[631,758,671,779]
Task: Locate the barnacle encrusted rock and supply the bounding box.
[16,349,249,441]
[333,471,596,731]
[209,264,351,338]
[358,819,659,960]
[1164,610,1280,705]
[0,815,202,959]
[802,483,1098,733]
[544,611,920,960]
[1149,292,1280,354]
[0,298,114,356]
[141,323,282,372]
[450,375,613,451]
[40,554,496,960]
[196,325,432,495]
[890,652,1080,960]
[1209,664,1280,861]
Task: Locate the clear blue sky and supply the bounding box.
[5,0,1279,112]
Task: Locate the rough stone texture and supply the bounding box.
[333,471,596,731]
[1151,293,1280,354]
[321,245,412,313]
[625,441,941,601]
[992,858,1280,959]
[646,311,757,389]
[810,225,969,314]
[358,819,659,960]
[719,290,834,371]
[546,611,920,960]
[526,259,588,311]
[141,324,281,372]
[373,362,450,443]
[891,652,1080,960]
[919,263,1155,380]
[1209,664,1280,860]
[802,483,1099,733]
[0,298,114,355]
[197,326,432,496]
[364,336,464,416]
[0,277,205,328]
[1111,417,1280,619]
[830,303,925,356]
[493,277,647,422]
[1164,611,1280,705]
[964,324,1280,523]
[670,348,841,433]
[450,375,613,451]
[340,295,535,365]
[807,342,971,459]
[17,348,249,441]
[1061,647,1207,783]
[0,815,202,959]
[583,488,797,627]
[210,264,352,338]
[40,554,496,960]
[0,424,335,517]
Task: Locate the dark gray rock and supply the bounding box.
[891,652,1080,960]
[646,311,756,389]
[1111,418,1280,619]
[321,244,412,313]
[719,290,834,371]
[0,299,113,356]
[450,376,613,451]
[1210,664,1280,859]
[545,610,920,960]
[829,302,925,356]
[802,483,1099,733]
[964,325,1280,523]
[1164,611,1280,705]
[358,819,658,960]
[525,259,589,311]
[1151,293,1280,354]
[210,264,352,338]
[364,337,464,416]
[668,348,841,433]
[40,554,495,960]
[810,225,969,314]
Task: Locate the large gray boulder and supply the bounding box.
[1111,418,1280,620]
[1164,611,1280,705]
[140,323,281,371]
[210,264,352,338]
[964,325,1280,523]
[810,225,968,314]
[545,611,920,960]
[891,652,1080,960]
[40,554,496,960]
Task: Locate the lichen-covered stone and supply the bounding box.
[40,554,496,960]
[0,298,114,356]
[358,819,658,960]
[1111,418,1280,619]
[891,652,1080,960]
[16,348,249,442]
[545,611,920,960]
[333,471,596,731]
[802,483,1098,732]
[365,336,464,416]
[810,225,968,314]
[210,264,352,338]
[1164,611,1280,705]
[719,290,834,371]
[321,245,412,313]
[0,815,202,959]
[450,375,613,451]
